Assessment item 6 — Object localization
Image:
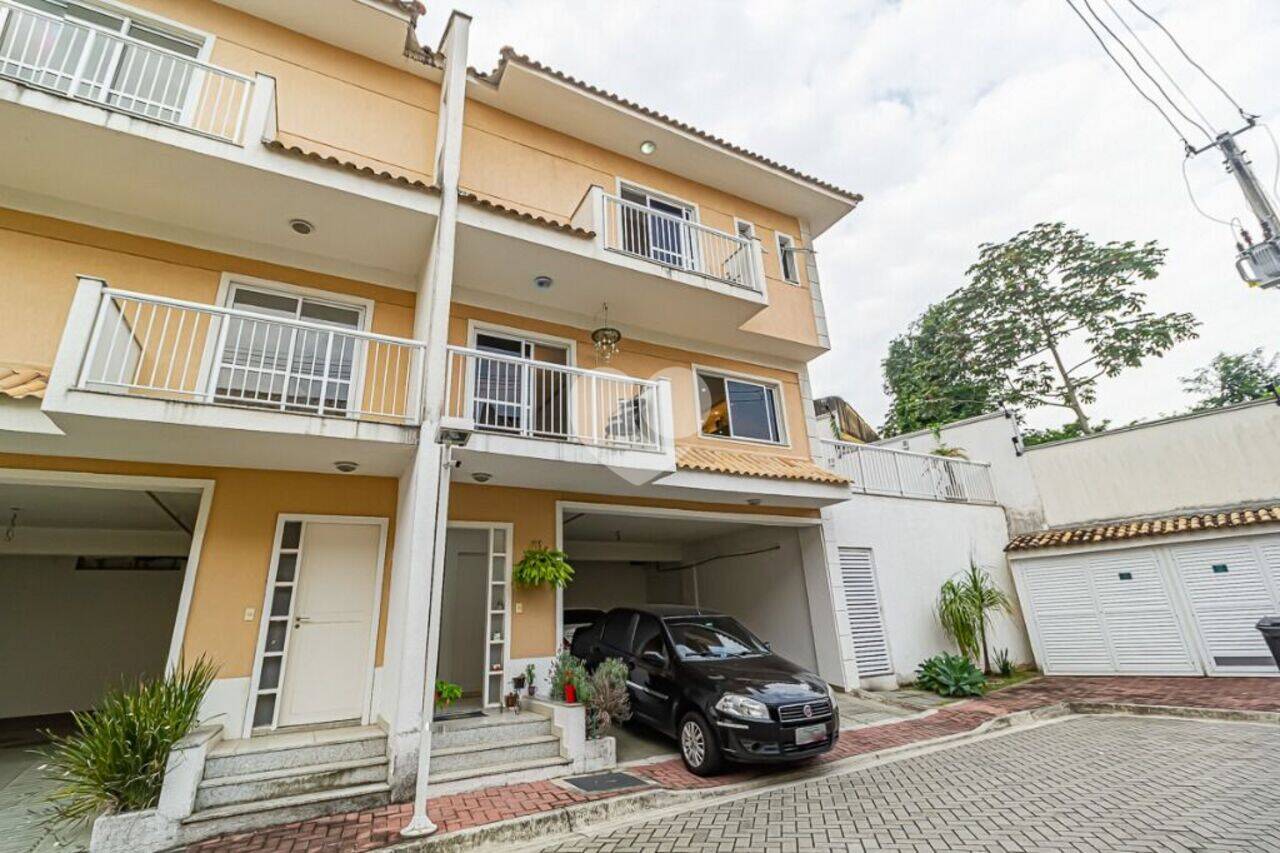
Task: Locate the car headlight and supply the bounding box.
[715,693,770,721]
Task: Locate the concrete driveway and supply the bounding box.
[536,714,1280,852]
[0,746,90,853]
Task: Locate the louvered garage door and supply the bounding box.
[838,547,893,677]
[1168,534,1280,674]
[1017,549,1198,676]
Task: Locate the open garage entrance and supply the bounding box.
[0,472,209,742]
[559,505,826,677]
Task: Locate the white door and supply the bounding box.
[838,548,893,678]
[1017,549,1199,676]
[1168,535,1280,674]
[277,522,382,727]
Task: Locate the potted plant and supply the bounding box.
[524,663,537,697]
[512,672,527,691]
[513,542,575,588]
[549,650,589,704]
[434,680,463,710]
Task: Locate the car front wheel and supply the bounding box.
[678,711,723,776]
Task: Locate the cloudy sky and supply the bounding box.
[420,1,1279,431]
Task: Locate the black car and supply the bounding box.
[571,605,838,775]
[562,608,605,649]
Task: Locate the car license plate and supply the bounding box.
[794,723,826,746]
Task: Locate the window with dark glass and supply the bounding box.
[697,371,783,444]
[631,615,665,660]
[777,234,800,283]
[601,610,636,652]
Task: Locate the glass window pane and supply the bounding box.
[258,655,281,690]
[300,300,361,329]
[726,379,779,442]
[275,553,296,582]
[492,528,506,554]
[65,2,126,30]
[253,694,275,728]
[697,373,730,437]
[631,615,663,657]
[231,288,298,318]
[281,521,302,549]
[270,586,292,617]
[265,620,287,653]
[126,23,201,57]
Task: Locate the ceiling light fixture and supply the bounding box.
[334,461,359,473]
[590,302,622,363]
[471,472,493,483]
[289,218,315,236]
[746,498,762,506]
[639,140,656,156]
[534,275,553,290]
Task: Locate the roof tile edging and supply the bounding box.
[1006,504,1280,552]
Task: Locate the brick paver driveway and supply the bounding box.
[539,715,1280,853]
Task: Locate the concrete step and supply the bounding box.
[428,755,571,786]
[429,734,562,775]
[204,728,385,779]
[194,757,387,810]
[431,715,554,750]
[180,783,391,847]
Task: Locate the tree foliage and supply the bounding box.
[1180,348,1279,410]
[936,562,1013,675]
[881,299,1000,436]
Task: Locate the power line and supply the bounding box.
[1062,0,1190,149]
[1078,0,1214,143]
[1101,0,1217,135]
[1125,0,1250,118]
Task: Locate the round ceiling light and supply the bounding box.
[639,140,657,156]
[471,472,493,483]
[334,460,359,473]
[534,275,553,290]
[289,218,315,235]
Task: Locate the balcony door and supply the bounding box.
[214,284,365,418]
[0,0,204,124]
[619,185,695,270]
[471,331,570,440]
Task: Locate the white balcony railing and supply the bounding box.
[444,345,665,452]
[78,289,426,425]
[819,440,997,504]
[0,0,253,143]
[598,192,763,293]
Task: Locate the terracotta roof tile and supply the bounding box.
[457,190,595,238]
[0,365,49,400]
[263,139,438,192]
[676,444,848,486]
[472,49,863,206]
[1006,504,1280,552]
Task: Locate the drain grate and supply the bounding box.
[561,771,649,793]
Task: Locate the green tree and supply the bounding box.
[936,562,1013,675]
[958,222,1199,434]
[1180,348,1279,410]
[881,299,1000,436]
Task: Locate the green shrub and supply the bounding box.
[40,657,217,827]
[434,680,463,709]
[915,652,986,697]
[994,647,1015,678]
[549,650,590,702]
[513,542,575,589]
[585,658,631,738]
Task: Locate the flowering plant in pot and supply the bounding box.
[524,663,537,697]
[549,651,589,704]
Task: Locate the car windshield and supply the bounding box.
[666,616,768,661]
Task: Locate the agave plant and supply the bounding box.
[937,561,1013,674]
[40,657,217,828]
[915,652,986,697]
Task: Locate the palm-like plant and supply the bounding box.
[936,561,1013,674]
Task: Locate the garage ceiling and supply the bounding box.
[0,484,200,531]
[563,511,758,545]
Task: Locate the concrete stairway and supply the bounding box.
[181,725,391,840]
[428,711,570,794]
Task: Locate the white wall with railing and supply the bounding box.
[818,439,996,504]
[78,288,426,425]
[443,345,666,452]
[0,0,253,143]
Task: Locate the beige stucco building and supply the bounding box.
[0,1,869,846]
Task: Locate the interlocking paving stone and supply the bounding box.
[539,716,1280,853]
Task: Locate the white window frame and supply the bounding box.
[615,179,702,272]
[464,319,578,440]
[734,218,756,241]
[205,273,376,419]
[692,364,790,447]
[776,232,801,285]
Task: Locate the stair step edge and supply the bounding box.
[431,734,560,757]
[199,756,387,788]
[184,783,390,823]
[429,756,570,784]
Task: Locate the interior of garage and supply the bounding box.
[0,480,200,736]
[561,509,821,674]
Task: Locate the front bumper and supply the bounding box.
[711,706,840,763]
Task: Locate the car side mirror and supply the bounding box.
[641,650,666,668]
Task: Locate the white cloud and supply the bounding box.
[421,0,1280,430]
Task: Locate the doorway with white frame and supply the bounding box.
[436,523,512,716]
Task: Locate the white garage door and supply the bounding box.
[1167,536,1280,674]
[1018,548,1199,676]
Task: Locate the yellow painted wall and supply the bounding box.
[448,483,817,659]
[0,453,398,679]
[0,210,415,374]
[459,101,819,348]
[118,0,440,182]
[448,303,812,458]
